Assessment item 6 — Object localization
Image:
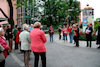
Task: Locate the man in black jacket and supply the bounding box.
[58,25,62,40]
[85,23,93,48]
[96,21,100,49]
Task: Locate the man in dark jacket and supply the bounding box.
[58,25,62,40]
[85,23,93,48]
[75,24,79,47]
[96,21,100,49]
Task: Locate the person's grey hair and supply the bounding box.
[34,22,41,28]
[73,24,76,27]
[0,28,4,33]
[24,25,29,30]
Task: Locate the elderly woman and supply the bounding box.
[0,28,9,67]
[19,25,31,67]
[30,22,47,67]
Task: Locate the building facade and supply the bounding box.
[0,0,17,25]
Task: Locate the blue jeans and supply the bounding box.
[69,34,73,43]
[50,34,53,42]
[63,35,67,41]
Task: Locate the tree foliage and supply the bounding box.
[41,0,68,27]
[66,0,81,24]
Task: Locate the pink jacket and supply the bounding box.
[62,28,68,36]
[30,28,47,53]
[0,36,9,58]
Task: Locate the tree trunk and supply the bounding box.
[7,0,14,29]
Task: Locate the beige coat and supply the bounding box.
[19,31,31,51]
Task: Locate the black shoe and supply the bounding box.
[97,46,100,49]
[86,46,88,47]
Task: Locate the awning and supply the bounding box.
[0,18,8,21]
[0,18,8,25]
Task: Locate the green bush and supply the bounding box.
[79,35,97,41]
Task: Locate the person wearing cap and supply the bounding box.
[96,21,100,48]
[85,23,93,48]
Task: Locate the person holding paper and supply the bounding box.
[85,23,93,47]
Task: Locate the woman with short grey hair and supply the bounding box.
[30,22,47,67]
[19,25,31,67]
[0,28,9,67]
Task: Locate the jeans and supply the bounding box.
[69,34,73,43]
[63,35,67,41]
[50,34,53,42]
[33,52,46,67]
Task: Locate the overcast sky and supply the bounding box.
[78,0,100,20]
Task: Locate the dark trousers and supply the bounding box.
[86,36,92,47]
[74,36,79,47]
[15,41,18,50]
[0,60,5,67]
[76,37,79,47]
[59,32,61,40]
[33,52,46,67]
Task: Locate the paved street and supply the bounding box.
[5,34,100,67]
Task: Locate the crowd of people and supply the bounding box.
[58,21,100,48]
[0,22,47,67]
[0,21,100,67]
[58,23,79,47]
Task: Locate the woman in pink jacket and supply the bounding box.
[62,26,68,42]
[30,22,47,67]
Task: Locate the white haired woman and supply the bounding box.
[19,25,31,67]
[0,28,9,67]
[30,22,47,67]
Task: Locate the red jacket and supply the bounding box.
[16,31,21,44]
[30,28,47,53]
[68,27,73,34]
[62,28,68,36]
[0,36,9,58]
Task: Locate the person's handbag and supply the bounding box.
[64,31,67,34]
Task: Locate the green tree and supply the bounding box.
[16,0,43,24]
[42,0,68,27]
[94,18,100,31]
[66,0,81,24]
